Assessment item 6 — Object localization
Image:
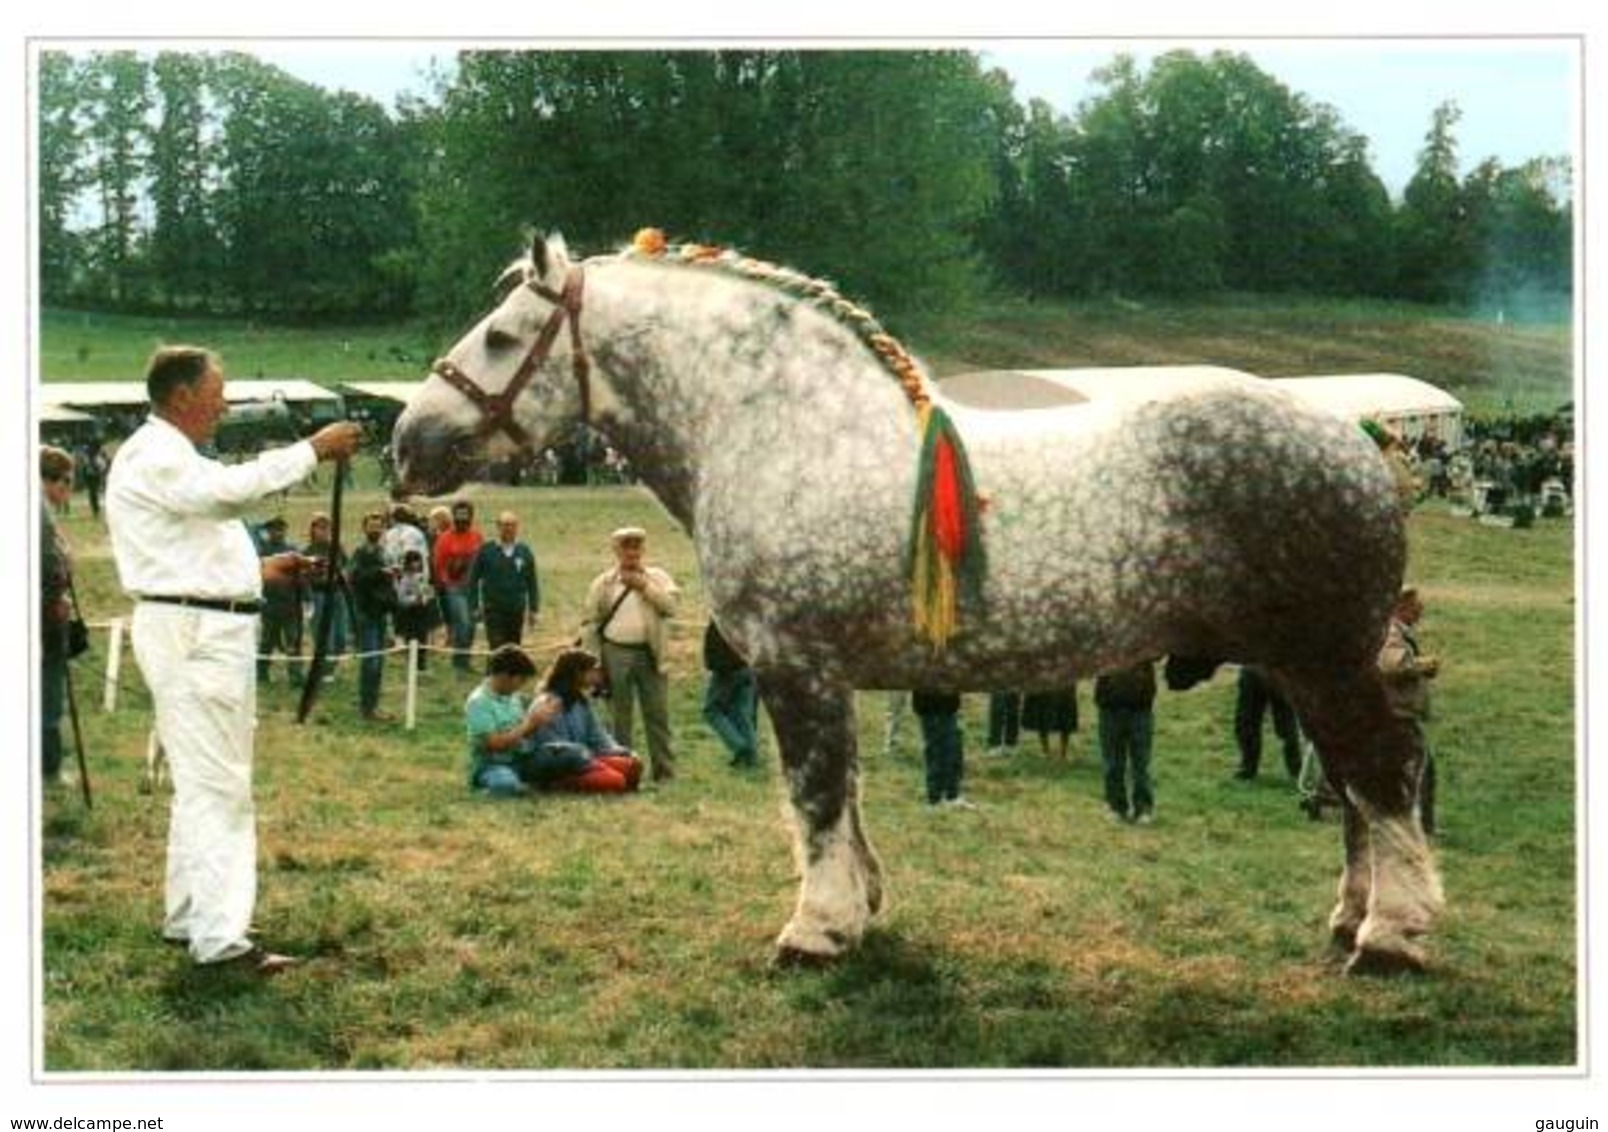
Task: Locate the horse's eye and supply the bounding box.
[485,326,520,351]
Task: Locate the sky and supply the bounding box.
[246,38,1578,199]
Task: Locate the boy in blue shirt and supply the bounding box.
[465,646,558,795]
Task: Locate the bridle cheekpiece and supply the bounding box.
[429,263,591,449]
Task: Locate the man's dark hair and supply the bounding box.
[487,644,537,679]
[145,345,218,407]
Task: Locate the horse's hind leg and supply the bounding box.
[1283,665,1443,974]
[757,669,883,962]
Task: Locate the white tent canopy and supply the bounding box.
[1022,365,1261,405]
[38,403,96,422]
[1269,374,1464,448]
[339,381,424,404]
[40,379,341,409]
[942,365,1260,411]
[941,367,1462,448]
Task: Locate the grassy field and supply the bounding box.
[39,294,1572,416]
[39,467,1577,1070]
[38,307,444,385]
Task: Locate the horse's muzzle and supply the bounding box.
[391,410,476,498]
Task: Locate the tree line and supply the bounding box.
[38,48,1572,326]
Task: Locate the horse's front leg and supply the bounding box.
[757,669,883,963]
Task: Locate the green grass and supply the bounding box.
[38,307,447,384]
[40,294,1572,416]
[905,292,1573,416]
[41,477,1576,1070]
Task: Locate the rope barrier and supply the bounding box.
[82,618,578,664]
[73,617,583,731]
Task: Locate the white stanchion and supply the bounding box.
[104,617,124,712]
[405,640,420,731]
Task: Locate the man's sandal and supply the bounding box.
[211,946,299,976]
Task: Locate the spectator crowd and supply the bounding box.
[1385,413,1573,520]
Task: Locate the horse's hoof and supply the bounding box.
[1330,923,1358,952]
[771,944,840,970]
[1344,942,1428,977]
[773,920,856,967]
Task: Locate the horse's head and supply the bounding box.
[391,232,589,496]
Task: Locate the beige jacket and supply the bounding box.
[580,565,680,664]
[1384,448,1419,510]
[1378,617,1434,720]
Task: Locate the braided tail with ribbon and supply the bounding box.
[906,403,987,652]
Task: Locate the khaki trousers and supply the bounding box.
[602,642,674,778]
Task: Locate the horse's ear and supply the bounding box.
[530,232,549,279]
[530,230,571,288]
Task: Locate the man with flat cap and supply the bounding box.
[106,344,362,974]
[581,526,680,782]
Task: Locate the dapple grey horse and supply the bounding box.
[392,231,1441,975]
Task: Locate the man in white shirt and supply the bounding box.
[580,527,680,782]
[106,345,362,974]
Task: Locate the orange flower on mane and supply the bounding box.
[633,227,668,257]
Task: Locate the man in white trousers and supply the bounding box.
[106,345,362,974]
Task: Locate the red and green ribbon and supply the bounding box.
[907,404,987,652]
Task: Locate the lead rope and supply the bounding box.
[297,457,346,723]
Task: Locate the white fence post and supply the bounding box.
[104,618,124,713]
[405,640,419,731]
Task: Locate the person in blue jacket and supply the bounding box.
[471,510,540,650]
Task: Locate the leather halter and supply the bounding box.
[429,264,590,449]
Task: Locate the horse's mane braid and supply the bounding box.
[620,229,932,410]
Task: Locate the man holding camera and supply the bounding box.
[580,527,680,783]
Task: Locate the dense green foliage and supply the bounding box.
[413,51,1002,318]
[39,48,1572,325]
[42,50,420,320]
[981,53,1400,298]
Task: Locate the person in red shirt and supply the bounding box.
[432,500,484,672]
